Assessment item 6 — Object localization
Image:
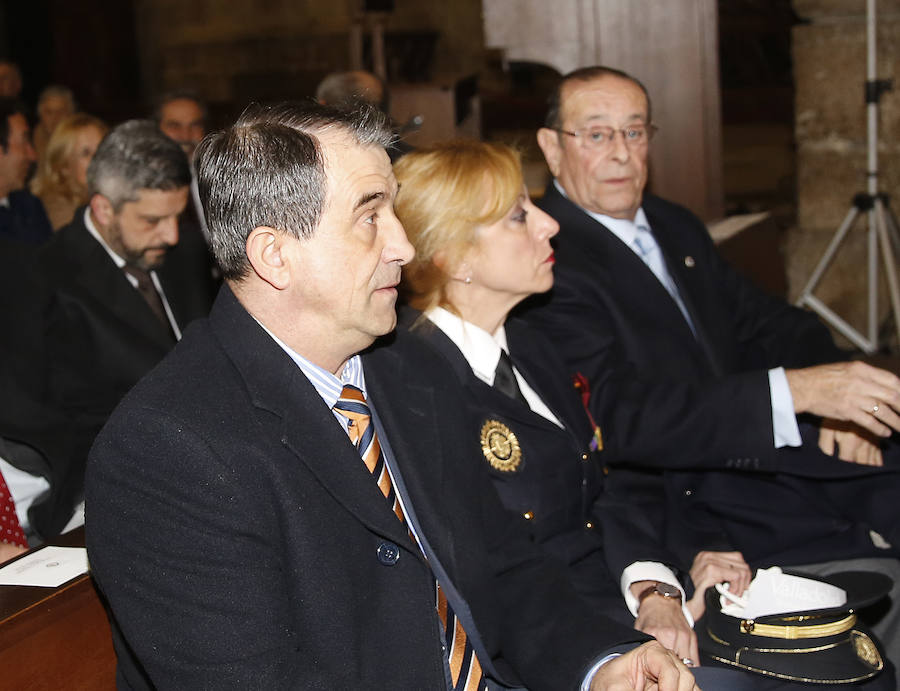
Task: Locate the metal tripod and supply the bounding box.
[795,0,900,354]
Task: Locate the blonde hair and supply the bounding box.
[394,140,523,313]
[31,113,108,201]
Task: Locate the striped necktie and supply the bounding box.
[334,385,485,691]
[0,470,28,549]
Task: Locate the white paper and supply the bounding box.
[0,546,89,587]
[719,566,846,620]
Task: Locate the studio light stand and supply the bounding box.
[795,0,900,354]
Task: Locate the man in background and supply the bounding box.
[40,119,213,486]
[0,99,52,245]
[155,89,207,158]
[154,89,211,243]
[316,70,413,160]
[0,61,22,100]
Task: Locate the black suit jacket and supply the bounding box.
[0,237,78,539]
[86,286,646,690]
[39,209,213,421]
[406,311,682,606]
[523,184,900,566]
[524,184,845,473]
[28,210,213,536]
[0,190,53,246]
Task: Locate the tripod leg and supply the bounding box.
[796,206,861,305]
[884,203,900,256]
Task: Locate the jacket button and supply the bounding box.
[581,453,589,461]
[585,521,594,529]
[684,489,692,496]
[523,511,535,520]
[376,541,400,565]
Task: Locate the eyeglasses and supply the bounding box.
[552,123,657,151]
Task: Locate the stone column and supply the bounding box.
[791,0,900,346]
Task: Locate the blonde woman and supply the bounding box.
[31,113,107,230]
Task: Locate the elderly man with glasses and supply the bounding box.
[522,65,900,665]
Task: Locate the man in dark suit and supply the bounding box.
[0,100,52,245]
[86,102,701,690]
[38,120,213,523]
[154,90,213,246]
[523,66,900,649]
[0,236,84,542]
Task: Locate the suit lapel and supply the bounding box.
[505,319,591,444]
[644,203,725,376]
[66,220,174,351]
[543,184,718,374]
[411,314,552,430]
[210,288,417,552]
[362,342,451,563]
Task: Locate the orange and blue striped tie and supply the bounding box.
[334,384,485,690]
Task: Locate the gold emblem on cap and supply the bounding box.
[480,419,522,472]
[852,631,884,670]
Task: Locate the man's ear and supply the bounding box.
[245,226,291,290]
[89,194,114,227]
[537,128,563,178]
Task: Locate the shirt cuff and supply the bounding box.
[769,367,802,448]
[621,561,694,628]
[581,654,621,691]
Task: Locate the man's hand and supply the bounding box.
[590,641,699,691]
[685,551,751,622]
[786,361,900,438]
[633,591,699,667]
[818,419,884,466]
[0,542,27,564]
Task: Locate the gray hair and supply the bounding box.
[194,100,394,281]
[87,119,191,210]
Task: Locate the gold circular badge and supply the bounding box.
[851,631,883,670]
[480,419,522,472]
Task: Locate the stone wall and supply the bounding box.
[791,0,900,346]
[133,0,484,116]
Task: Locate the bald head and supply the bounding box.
[315,71,386,111]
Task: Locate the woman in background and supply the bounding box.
[31,113,107,230]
